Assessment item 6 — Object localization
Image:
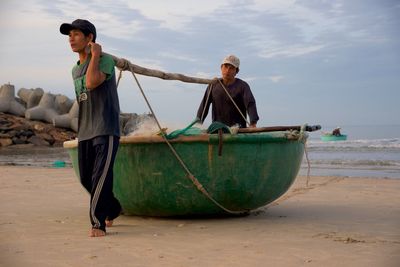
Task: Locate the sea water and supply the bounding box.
[300,125,400,179]
[1,125,399,179]
[0,145,72,168]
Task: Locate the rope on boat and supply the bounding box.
[217,79,250,126]
[113,53,311,213]
[127,65,249,215]
[116,69,123,88]
[305,144,311,187]
[199,80,250,127]
[300,125,311,187]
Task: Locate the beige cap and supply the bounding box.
[221,54,240,69]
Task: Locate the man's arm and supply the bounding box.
[196,84,213,123]
[86,42,106,90]
[243,83,259,127]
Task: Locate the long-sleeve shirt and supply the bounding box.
[196,78,259,128]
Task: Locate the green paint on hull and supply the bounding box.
[65,131,307,216]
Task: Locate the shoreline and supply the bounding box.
[1,162,398,180]
[2,143,400,180]
[1,145,399,179]
[1,166,399,266]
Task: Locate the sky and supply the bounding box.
[0,0,399,128]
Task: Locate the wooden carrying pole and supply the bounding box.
[105,53,214,85]
[106,53,321,134]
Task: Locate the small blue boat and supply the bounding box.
[320,134,347,141]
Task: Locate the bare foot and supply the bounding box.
[89,228,106,237]
[105,219,113,227]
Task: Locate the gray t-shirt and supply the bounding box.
[72,54,120,141]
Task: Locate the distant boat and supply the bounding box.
[320,133,347,141]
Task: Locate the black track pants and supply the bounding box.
[78,135,121,231]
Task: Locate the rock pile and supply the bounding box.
[0,83,78,131]
[0,112,77,147]
[0,83,157,147]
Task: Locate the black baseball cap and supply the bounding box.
[60,19,96,42]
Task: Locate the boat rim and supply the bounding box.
[63,131,308,148]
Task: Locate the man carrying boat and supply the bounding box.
[196,55,259,128]
[60,19,122,237]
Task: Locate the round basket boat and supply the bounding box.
[64,131,308,216]
[320,134,347,141]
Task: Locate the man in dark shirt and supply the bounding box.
[196,55,259,128]
[60,19,121,237]
[332,127,341,136]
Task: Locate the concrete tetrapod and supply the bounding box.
[0,84,26,116]
[53,100,78,132]
[25,93,59,124]
[18,88,44,109]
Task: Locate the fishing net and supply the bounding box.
[207,121,231,134]
[166,118,203,139]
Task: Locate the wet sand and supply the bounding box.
[0,166,399,267]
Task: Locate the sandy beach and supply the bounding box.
[0,166,399,267]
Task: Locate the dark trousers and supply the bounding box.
[78,135,121,231]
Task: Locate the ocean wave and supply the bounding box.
[304,159,400,168]
[306,138,400,151]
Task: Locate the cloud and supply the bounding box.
[41,1,146,40]
[248,0,347,39]
[121,0,230,31]
[234,0,347,59]
[242,75,284,83]
[259,44,325,59]
[158,52,198,63]
[268,75,284,83]
[194,72,214,79]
